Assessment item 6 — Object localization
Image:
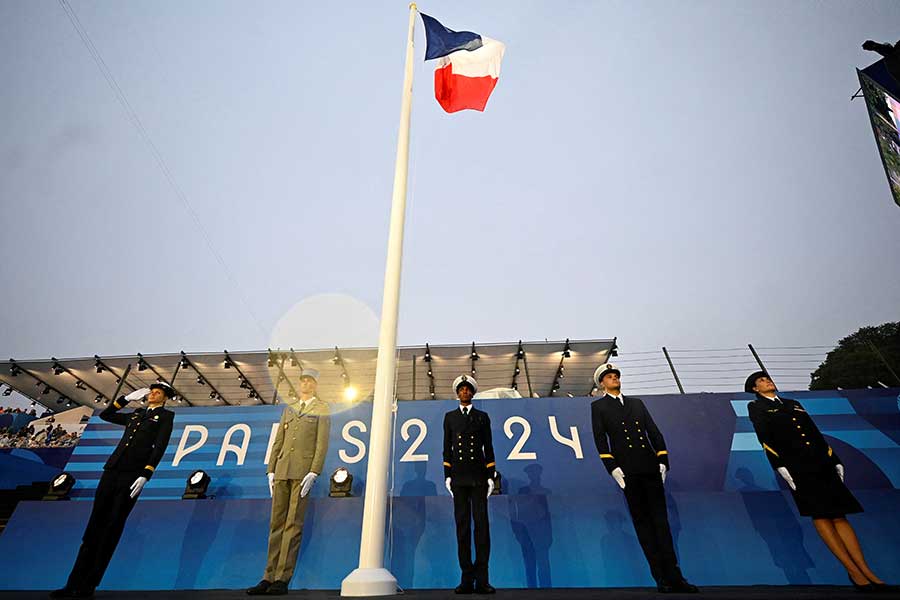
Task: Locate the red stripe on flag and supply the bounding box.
[434,63,499,114]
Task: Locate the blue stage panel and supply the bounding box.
[1,490,899,590]
[1,389,898,590]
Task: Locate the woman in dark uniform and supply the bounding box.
[745,371,890,592]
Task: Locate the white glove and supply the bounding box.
[836,464,844,482]
[129,476,147,499]
[486,478,494,498]
[611,467,626,490]
[777,467,796,491]
[300,472,318,498]
[267,472,275,497]
[445,477,453,497]
[660,463,667,484]
[125,387,150,401]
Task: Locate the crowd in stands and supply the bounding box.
[0,406,43,418]
[0,418,82,449]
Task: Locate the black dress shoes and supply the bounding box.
[246,579,271,595]
[48,590,93,599]
[454,582,475,594]
[474,583,496,594]
[674,580,699,593]
[265,581,289,595]
[850,576,879,593]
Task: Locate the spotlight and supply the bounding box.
[2,387,12,397]
[343,386,358,401]
[182,470,211,500]
[10,364,21,377]
[209,391,217,399]
[427,369,433,377]
[180,357,190,369]
[517,349,525,359]
[44,472,77,501]
[562,340,571,358]
[332,354,341,365]
[515,367,520,375]
[248,391,257,399]
[53,363,65,376]
[94,394,103,403]
[42,385,52,395]
[75,381,87,390]
[329,467,353,497]
[137,359,148,372]
[223,358,233,369]
[267,355,275,368]
[424,343,432,362]
[197,376,205,385]
[341,372,348,380]
[471,368,476,375]
[94,358,104,373]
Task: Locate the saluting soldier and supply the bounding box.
[443,375,496,595]
[247,369,330,596]
[52,382,176,599]
[590,363,698,594]
[745,371,893,592]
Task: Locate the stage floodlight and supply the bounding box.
[183,470,211,500]
[343,386,358,402]
[329,467,353,497]
[2,386,12,397]
[53,363,64,376]
[137,358,148,371]
[490,471,502,496]
[44,472,76,501]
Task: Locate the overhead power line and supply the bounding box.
[57,0,267,339]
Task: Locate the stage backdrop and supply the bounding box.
[1,388,898,590]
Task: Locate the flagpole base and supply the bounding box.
[340,567,399,597]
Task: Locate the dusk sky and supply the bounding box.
[2,1,899,393]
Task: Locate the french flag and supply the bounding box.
[421,13,505,114]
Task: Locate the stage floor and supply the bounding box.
[1,587,899,600]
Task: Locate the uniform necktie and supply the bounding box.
[299,401,306,413]
[463,407,469,416]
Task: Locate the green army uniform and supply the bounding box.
[263,396,331,584]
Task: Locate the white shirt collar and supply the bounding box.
[459,404,472,413]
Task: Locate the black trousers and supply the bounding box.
[622,472,683,585]
[65,469,140,592]
[452,482,491,585]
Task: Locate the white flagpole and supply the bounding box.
[340,3,417,597]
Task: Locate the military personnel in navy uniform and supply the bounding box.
[745,370,893,593]
[52,382,176,599]
[590,363,698,594]
[443,375,496,594]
